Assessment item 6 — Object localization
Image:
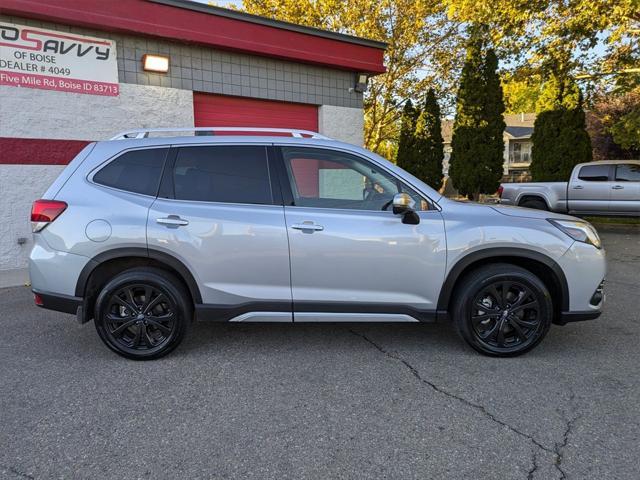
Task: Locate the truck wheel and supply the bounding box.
[519,198,548,210]
[94,267,192,360]
[452,264,553,357]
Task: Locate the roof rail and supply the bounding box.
[109,127,330,140]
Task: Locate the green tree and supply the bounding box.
[242,0,465,158]
[449,33,506,199]
[396,99,420,172]
[412,88,445,189]
[530,78,592,181]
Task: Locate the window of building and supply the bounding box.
[509,141,532,164]
[93,148,168,196]
[173,146,272,204]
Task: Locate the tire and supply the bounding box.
[94,267,192,360]
[519,198,548,211]
[452,263,553,357]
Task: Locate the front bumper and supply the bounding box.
[557,310,602,325]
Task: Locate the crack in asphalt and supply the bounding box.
[527,451,539,480]
[349,329,585,479]
[553,391,581,480]
[0,464,35,480]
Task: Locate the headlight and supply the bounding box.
[548,219,602,248]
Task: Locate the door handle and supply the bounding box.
[291,221,324,232]
[572,185,584,190]
[612,185,624,190]
[156,215,189,226]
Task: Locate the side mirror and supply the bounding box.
[392,192,415,214]
[392,193,420,225]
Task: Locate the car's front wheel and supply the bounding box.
[94,267,192,360]
[452,264,553,356]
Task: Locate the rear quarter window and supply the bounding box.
[93,148,168,196]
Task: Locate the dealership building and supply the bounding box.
[0,0,386,286]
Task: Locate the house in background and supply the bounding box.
[442,113,536,182]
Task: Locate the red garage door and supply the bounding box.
[194,93,319,132]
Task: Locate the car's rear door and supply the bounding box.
[276,145,447,322]
[568,164,613,214]
[609,163,640,215]
[147,144,292,320]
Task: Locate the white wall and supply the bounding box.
[318,105,364,146]
[0,84,195,285]
[0,83,194,140]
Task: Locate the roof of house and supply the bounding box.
[441,113,537,143]
[0,0,387,74]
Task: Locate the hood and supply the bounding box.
[490,204,577,221]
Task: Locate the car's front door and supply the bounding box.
[277,146,447,322]
[147,144,292,321]
[609,163,640,214]
[568,163,613,214]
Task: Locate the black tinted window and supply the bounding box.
[615,164,640,182]
[94,148,168,196]
[173,146,272,204]
[578,164,610,181]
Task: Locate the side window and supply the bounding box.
[173,146,272,204]
[281,147,429,211]
[578,164,610,182]
[615,164,640,182]
[93,148,168,196]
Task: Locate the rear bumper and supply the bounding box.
[33,289,82,315]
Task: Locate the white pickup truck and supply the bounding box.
[498,160,640,216]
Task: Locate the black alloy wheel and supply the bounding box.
[453,264,553,356]
[94,268,191,360]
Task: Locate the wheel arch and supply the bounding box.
[76,248,202,322]
[518,194,549,209]
[437,248,569,319]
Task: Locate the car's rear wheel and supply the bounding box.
[94,267,191,360]
[519,198,548,210]
[452,264,553,356]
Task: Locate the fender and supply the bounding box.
[436,247,569,312]
[75,247,202,304]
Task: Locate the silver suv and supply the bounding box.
[29,128,606,359]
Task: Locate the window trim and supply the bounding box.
[158,144,279,206]
[274,145,440,212]
[88,145,171,198]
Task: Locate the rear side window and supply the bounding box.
[578,164,610,182]
[93,148,168,196]
[173,146,272,204]
[615,164,640,182]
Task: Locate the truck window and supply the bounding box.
[578,165,610,182]
[615,164,640,182]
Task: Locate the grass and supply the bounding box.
[583,216,640,226]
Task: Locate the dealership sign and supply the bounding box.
[0,23,119,96]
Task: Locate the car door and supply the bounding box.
[568,164,613,214]
[277,146,447,322]
[609,163,640,214]
[147,144,292,321]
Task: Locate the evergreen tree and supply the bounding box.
[530,76,592,181]
[449,34,505,199]
[396,99,420,170]
[412,88,444,189]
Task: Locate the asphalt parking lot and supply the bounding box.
[1,227,638,480]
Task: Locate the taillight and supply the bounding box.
[31,199,67,232]
[497,186,504,198]
[34,293,44,306]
